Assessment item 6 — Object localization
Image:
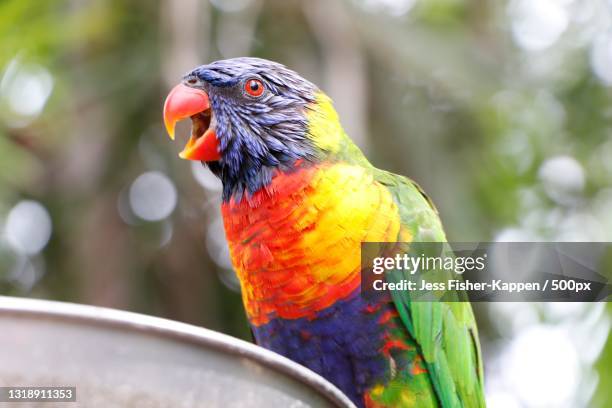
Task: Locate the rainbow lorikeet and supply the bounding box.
[163,58,485,408]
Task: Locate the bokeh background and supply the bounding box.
[0,0,611,406]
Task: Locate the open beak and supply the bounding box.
[163,83,220,161]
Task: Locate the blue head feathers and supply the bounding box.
[184,57,320,201]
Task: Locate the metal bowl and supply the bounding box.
[0,296,355,408]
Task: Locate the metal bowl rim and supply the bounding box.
[0,296,355,408]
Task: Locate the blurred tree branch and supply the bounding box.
[303,0,369,151]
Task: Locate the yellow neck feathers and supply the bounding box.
[306,92,347,154]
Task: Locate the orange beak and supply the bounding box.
[163,83,221,161]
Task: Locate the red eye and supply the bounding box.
[245,79,264,97]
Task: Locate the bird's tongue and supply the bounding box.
[179,128,220,161]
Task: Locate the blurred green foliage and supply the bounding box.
[0,0,611,406]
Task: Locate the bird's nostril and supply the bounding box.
[187,78,198,85]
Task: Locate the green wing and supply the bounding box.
[375,169,486,408]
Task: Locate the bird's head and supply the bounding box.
[163,57,345,200]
